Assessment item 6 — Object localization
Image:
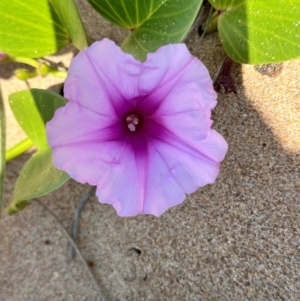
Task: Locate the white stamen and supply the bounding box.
[133,117,139,125]
[128,124,136,132]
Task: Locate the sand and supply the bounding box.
[1,1,300,300]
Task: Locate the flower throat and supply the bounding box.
[123,111,144,132]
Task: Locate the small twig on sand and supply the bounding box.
[213,56,227,84]
[69,186,96,260]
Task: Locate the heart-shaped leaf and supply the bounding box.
[13,148,70,202]
[0,0,69,58]
[88,0,203,61]
[7,90,69,214]
[9,89,66,150]
[209,0,300,63]
[49,0,88,50]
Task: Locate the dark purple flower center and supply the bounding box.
[123,111,144,132]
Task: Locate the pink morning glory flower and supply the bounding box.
[46,39,228,217]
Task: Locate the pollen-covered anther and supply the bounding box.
[124,111,144,132]
[126,114,139,131]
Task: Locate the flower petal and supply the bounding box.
[85,39,144,101]
[65,39,147,117]
[47,103,126,186]
[149,82,214,141]
[142,130,227,216]
[96,137,147,216]
[147,117,227,162]
[136,43,217,115]
[143,144,186,216]
[50,141,121,185]
[46,103,122,147]
[95,133,186,217]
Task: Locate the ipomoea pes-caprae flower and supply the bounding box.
[46,39,228,216]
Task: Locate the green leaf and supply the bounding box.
[0,0,70,58]
[49,0,89,50]
[7,90,69,212]
[0,89,5,219]
[13,148,70,202]
[9,89,67,150]
[87,0,203,61]
[209,0,300,64]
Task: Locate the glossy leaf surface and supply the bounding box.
[88,0,203,60]
[49,0,88,50]
[9,89,66,150]
[13,148,70,201]
[209,0,300,63]
[0,0,69,57]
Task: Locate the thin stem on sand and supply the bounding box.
[34,199,107,301]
